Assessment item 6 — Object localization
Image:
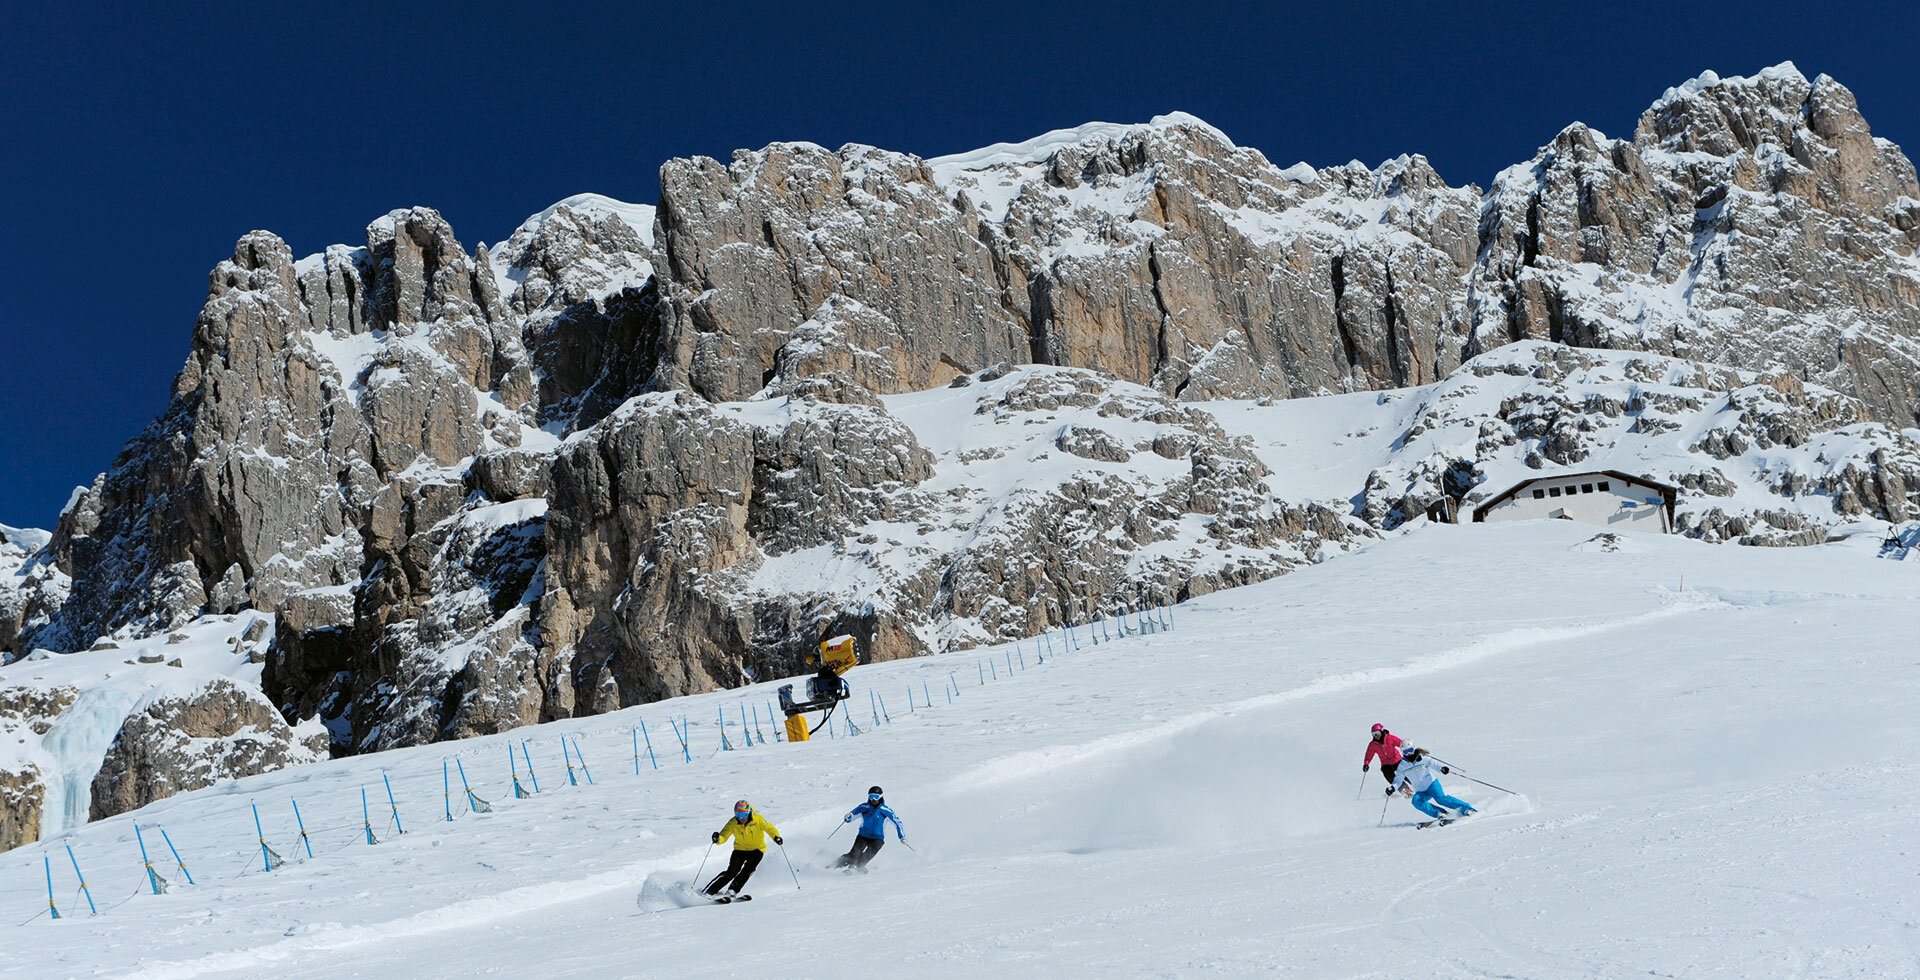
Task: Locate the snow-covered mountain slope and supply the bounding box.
[1212,341,1920,544]
[3,522,1916,978]
[4,63,1919,855]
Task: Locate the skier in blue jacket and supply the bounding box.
[834,786,905,872]
[1389,748,1477,821]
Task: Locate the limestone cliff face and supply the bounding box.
[1471,66,1920,427]
[3,65,1919,850]
[649,117,1481,404]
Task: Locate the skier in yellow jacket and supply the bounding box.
[705,799,782,897]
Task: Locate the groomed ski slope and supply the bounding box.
[5,521,1918,978]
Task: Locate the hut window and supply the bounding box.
[1532,489,1546,499]
[1549,487,1561,497]
[1564,485,1579,495]
[1582,483,1594,493]
[1597,481,1610,492]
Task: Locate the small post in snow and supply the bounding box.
[159,827,194,883]
[292,798,315,857]
[382,771,405,834]
[135,824,167,894]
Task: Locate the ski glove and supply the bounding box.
[773,836,783,845]
[1362,764,1370,771]
[844,814,853,822]
[712,832,721,844]
[1440,766,1450,775]
[1385,787,1395,797]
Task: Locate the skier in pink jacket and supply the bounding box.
[1363,724,1404,785]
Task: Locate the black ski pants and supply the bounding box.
[706,848,763,894]
[835,835,884,869]
[1378,761,1399,785]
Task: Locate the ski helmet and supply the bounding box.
[868,785,883,801]
[1371,723,1385,733]
[733,799,752,817]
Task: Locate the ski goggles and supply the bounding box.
[734,803,752,816]
[868,793,881,801]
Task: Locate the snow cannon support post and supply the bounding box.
[570,739,594,784]
[135,824,167,895]
[668,718,691,763]
[362,786,380,844]
[250,802,283,872]
[640,720,660,769]
[44,853,59,920]
[382,772,405,834]
[785,712,810,743]
[292,798,315,858]
[65,844,97,915]
[522,741,544,788]
[457,758,493,811]
[159,827,194,883]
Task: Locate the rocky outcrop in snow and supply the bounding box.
[89,678,327,821]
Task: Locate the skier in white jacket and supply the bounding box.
[1389,748,1476,820]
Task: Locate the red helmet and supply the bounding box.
[1371,723,1385,733]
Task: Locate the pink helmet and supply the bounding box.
[1370,723,1385,732]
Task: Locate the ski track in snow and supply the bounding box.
[7,521,1920,978]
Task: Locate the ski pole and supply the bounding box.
[778,840,801,891]
[899,839,918,854]
[1378,792,1391,827]
[1356,771,1369,800]
[1426,756,1519,795]
[692,842,714,891]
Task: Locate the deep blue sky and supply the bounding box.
[3,0,1915,527]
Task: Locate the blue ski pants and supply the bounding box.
[1410,782,1474,818]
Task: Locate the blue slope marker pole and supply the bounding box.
[633,727,642,775]
[251,802,276,872]
[563,738,578,786]
[878,693,891,723]
[292,798,314,858]
[924,680,932,708]
[668,718,691,763]
[382,772,405,834]
[65,844,97,914]
[521,741,542,792]
[159,827,194,883]
[640,720,659,770]
[870,689,882,727]
[362,787,377,844]
[1006,649,1014,674]
[443,760,455,820]
[741,703,753,746]
[44,854,59,919]
[136,824,164,894]
[990,658,997,680]
[571,739,594,784]
[768,701,783,742]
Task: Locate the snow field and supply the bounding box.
[4,521,1918,977]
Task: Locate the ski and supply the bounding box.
[712,894,751,904]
